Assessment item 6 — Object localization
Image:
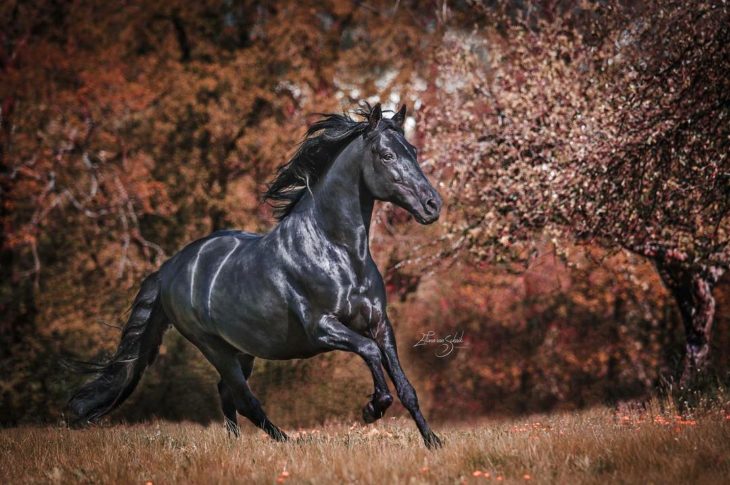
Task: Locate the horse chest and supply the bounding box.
[337,292,384,335]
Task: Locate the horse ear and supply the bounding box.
[392,104,407,129]
[368,103,382,130]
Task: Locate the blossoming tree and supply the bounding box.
[427,1,729,384]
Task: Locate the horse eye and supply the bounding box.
[382,152,395,162]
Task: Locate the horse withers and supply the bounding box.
[69,103,444,449]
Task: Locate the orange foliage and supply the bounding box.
[0,1,728,426]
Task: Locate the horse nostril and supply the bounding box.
[424,198,438,215]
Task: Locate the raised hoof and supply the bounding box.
[362,402,379,424]
[362,394,393,424]
[424,431,443,450]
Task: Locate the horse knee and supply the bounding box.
[360,341,382,364]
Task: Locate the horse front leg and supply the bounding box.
[374,318,443,449]
[311,316,393,424]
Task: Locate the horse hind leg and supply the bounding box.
[218,380,240,437]
[217,354,255,438]
[202,338,287,441]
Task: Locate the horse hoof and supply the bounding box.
[363,393,393,423]
[362,402,378,424]
[424,432,443,450]
[226,426,241,439]
[267,428,289,442]
[224,418,240,438]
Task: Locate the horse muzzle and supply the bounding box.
[414,189,442,225]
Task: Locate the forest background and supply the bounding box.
[1,0,728,427]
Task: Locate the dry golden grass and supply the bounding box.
[1,403,729,484]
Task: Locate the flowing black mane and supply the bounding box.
[263,103,400,221]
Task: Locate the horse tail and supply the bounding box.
[68,271,169,423]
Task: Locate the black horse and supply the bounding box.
[69,103,443,449]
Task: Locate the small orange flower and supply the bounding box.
[523,474,532,480]
[473,470,483,477]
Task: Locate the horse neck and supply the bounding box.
[306,137,374,258]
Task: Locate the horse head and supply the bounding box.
[360,103,442,224]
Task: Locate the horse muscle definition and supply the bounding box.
[68,103,444,449]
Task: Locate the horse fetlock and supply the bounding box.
[377,393,393,409]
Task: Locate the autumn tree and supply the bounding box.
[580,1,729,384]
[427,1,729,384]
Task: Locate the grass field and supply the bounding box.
[1,402,729,484]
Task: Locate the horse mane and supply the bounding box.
[263,102,399,221]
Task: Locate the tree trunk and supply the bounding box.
[655,260,724,386]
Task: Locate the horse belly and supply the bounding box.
[210,275,324,360]
[217,313,324,360]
